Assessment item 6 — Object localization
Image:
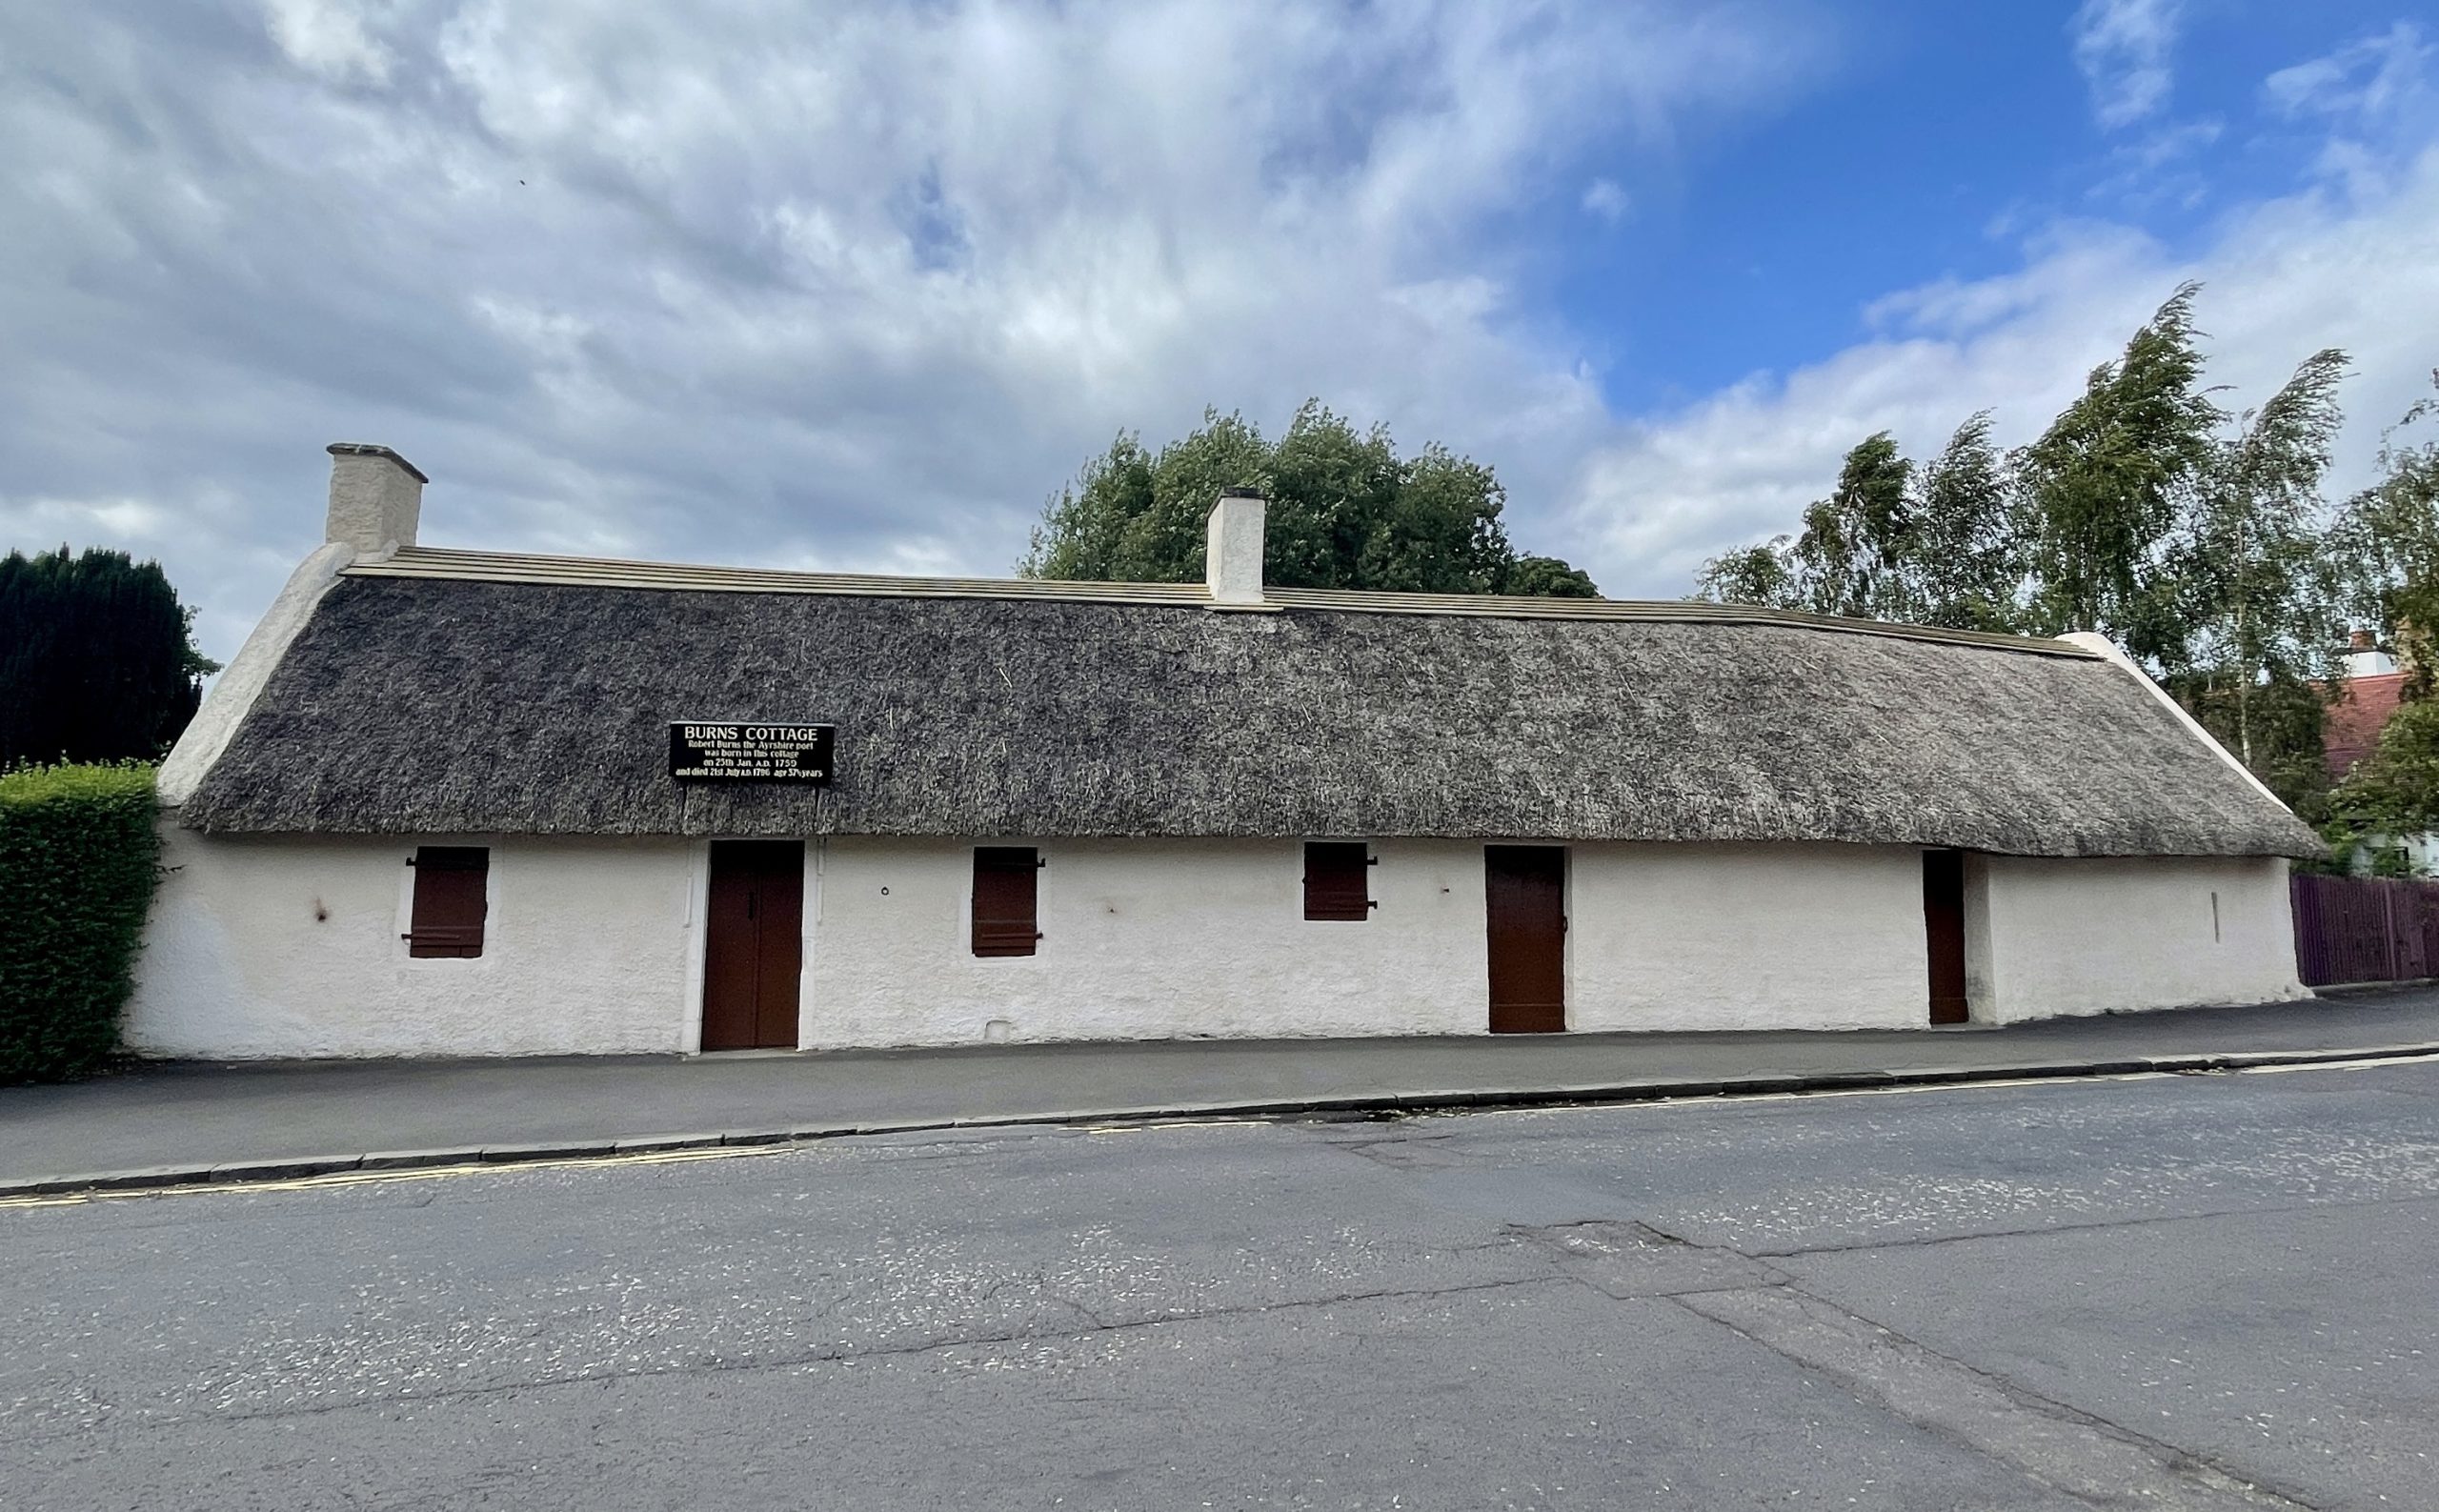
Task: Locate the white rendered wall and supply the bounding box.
[1569,842,1929,1032]
[127,829,2308,1058]
[1970,855,2307,1023]
[805,837,1487,1048]
[129,825,698,1058]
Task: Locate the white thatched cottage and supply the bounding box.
[131,444,2316,1058]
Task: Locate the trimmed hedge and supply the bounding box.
[0,763,159,1082]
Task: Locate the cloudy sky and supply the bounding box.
[5,0,2437,660]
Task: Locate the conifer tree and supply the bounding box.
[0,547,217,765]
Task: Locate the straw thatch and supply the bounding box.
[178,573,2322,857]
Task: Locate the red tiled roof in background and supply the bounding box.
[2325,671,2409,778]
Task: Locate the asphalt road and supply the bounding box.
[5,1058,2435,1510]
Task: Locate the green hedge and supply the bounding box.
[0,763,159,1082]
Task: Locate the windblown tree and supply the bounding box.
[0,546,218,766]
[2017,283,2224,665]
[2167,348,2351,807]
[2331,373,2439,695]
[1688,282,2409,818]
[1906,413,2025,632]
[1791,432,1914,620]
[1023,402,1599,596]
[1691,538,1799,608]
[1690,413,2024,631]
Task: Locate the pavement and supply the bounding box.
[6,1055,2435,1508]
[5,984,2437,1196]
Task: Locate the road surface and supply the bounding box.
[6,1058,2435,1508]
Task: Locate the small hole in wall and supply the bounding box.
[879,886,889,896]
[983,1018,1013,1043]
[312,898,329,922]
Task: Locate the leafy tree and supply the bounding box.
[2325,696,2439,870]
[1906,413,2026,632]
[1691,415,2024,628]
[0,547,217,766]
[2018,283,2224,664]
[1686,282,2394,816]
[1791,432,1914,619]
[1023,401,1598,596]
[1499,554,1601,597]
[1692,537,1800,608]
[2166,348,2350,787]
[2331,372,2439,696]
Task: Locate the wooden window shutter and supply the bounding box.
[406,846,489,958]
[972,846,1041,957]
[1303,841,1374,921]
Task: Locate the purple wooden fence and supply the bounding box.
[2290,873,2439,986]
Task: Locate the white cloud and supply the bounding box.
[0,495,175,546]
[1581,178,1631,223]
[10,1,2433,655]
[2266,22,2430,121]
[1565,146,2439,599]
[257,0,395,84]
[0,0,1827,657]
[2071,0,2185,131]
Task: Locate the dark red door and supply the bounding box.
[701,840,803,1051]
[1924,849,1968,1025]
[1486,845,1566,1033]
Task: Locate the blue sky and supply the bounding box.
[3,1,2436,660]
[1567,0,2413,409]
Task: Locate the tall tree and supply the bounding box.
[1688,282,2380,816]
[1790,433,1914,619]
[2168,348,2350,791]
[2018,282,2224,665]
[1905,413,2026,632]
[1690,414,2024,628]
[2331,372,2439,695]
[1024,401,1597,595]
[0,546,218,766]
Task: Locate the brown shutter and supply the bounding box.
[972,846,1041,957]
[406,846,489,958]
[1303,841,1374,921]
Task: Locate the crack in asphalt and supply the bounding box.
[1645,1248,2328,1511]
[1681,1282,2326,1511]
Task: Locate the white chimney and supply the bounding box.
[1205,487,1267,606]
[325,442,425,559]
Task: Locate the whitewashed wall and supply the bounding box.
[806,837,1485,1047]
[1569,842,1928,1031]
[1966,854,2307,1022]
[128,824,697,1057]
[127,827,2308,1058]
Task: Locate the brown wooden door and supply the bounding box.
[1924,849,1968,1025]
[701,840,803,1051]
[1486,845,1566,1033]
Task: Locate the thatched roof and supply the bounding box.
[177,549,2320,857]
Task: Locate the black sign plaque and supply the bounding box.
[669,723,835,784]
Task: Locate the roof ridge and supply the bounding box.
[342,545,2096,656]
